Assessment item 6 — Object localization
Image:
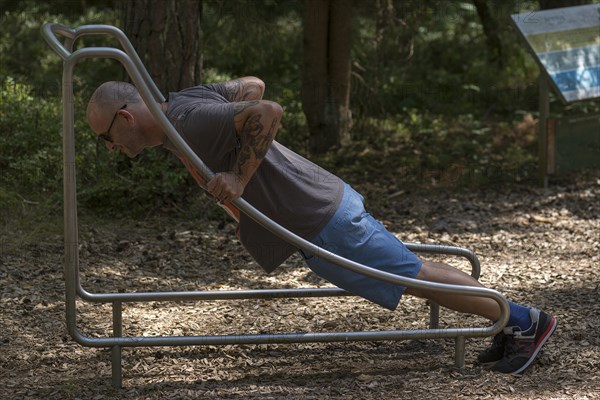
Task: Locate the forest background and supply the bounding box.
[1,0,598,234]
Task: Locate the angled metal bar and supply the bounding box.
[59,43,510,344]
[42,22,511,387]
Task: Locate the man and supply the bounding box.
[86,77,557,375]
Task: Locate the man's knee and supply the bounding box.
[405,261,444,298]
[405,263,429,298]
[415,260,435,280]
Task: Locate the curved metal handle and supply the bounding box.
[41,22,165,103]
[41,23,75,60]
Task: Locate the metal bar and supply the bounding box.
[70,25,164,102]
[111,301,123,389]
[61,45,79,343]
[454,336,466,368]
[429,302,440,329]
[69,324,502,349]
[78,287,352,303]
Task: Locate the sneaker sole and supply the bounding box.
[478,352,505,366]
[480,360,501,369]
[512,316,558,375]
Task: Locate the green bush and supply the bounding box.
[0,75,198,217]
[0,77,63,197]
[1,2,122,96]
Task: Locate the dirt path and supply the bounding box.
[1,172,599,399]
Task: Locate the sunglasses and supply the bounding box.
[98,104,127,143]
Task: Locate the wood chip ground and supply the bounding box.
[1,172,599,399]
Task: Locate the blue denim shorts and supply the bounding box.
[301,184,422,310]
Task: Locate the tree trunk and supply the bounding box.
[473,0,503,67]
[375,0,395,67]
[123,0,202,94]
[328,0,352,147]
[302,0,352,154]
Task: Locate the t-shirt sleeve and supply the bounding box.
[181,101,237,172]
[200,82,231,101]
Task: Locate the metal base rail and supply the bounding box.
[42,23,510,389]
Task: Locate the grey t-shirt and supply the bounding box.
[164,83,344,272]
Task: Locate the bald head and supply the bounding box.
[86,81,141,133]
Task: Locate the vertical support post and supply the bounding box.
[112,301,123,389]
[62,57,80,342]
[539,73,550,188]
[454,336,466,368]
[429,302,440,329]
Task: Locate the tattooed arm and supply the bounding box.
[221,77,265,102]
[206,100,283,202]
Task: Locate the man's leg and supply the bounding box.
[304,183,555,374]
[406,261,557,374]
[404,261,501,321]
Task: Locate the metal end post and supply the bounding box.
[112,301,123,389]
[454,336,466,368]
[429,302,440,329]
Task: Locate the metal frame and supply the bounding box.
[42,23,509,389]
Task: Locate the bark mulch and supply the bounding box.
[1,172,598,399]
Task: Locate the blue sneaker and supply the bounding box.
[491,308,557,375]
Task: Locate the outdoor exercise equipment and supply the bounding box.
[42,22,509,389]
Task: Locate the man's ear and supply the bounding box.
[121,109,134,126]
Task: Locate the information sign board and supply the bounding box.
[511,4,600,103]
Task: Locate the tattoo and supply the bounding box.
[233,101,259,116]
[243,114,263,137]
[224,80,243,102]
[236,146,252,175]
[235,114,279,176]
[240,82,262,101]
[254,118,278,159]
[224,79,263,102]
[236,114,263,172]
